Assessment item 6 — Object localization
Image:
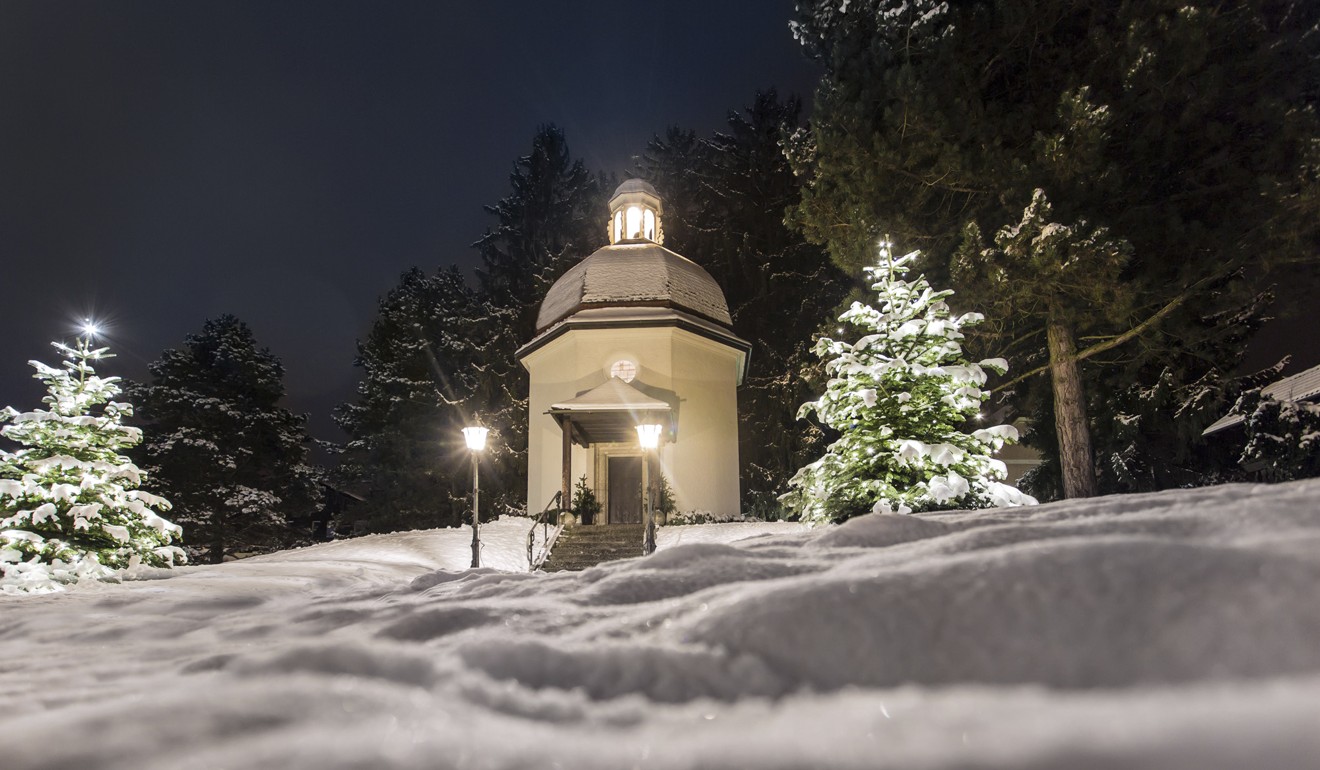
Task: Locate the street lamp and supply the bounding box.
[462,425,489,568]
[635,423,663,556]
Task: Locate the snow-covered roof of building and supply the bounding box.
[1203,362,1320,435]
[535,242,733,331]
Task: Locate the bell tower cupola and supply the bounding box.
[608,179,664,245]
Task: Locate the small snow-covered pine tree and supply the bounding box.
[0,333,184,594]
[785,244,1036,523]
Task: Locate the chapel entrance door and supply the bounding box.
[607,455,642,524]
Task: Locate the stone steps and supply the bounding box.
[541,524,648,572]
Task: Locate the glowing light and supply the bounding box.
[635,423,663,449]
[462,426,489,452]
[626,206,643,239]
[81,319,101,337]
[643,209,656,240]
[976,413,984,421]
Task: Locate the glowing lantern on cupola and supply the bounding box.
[609,178,664,244]
[517,180,749,525]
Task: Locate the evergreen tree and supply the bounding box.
[1089,294,1284,493]
[784,245,1034,523]
[475,124,608,333]
[1,332,183,593]
[132,315,319,563]
[789,0,1320,498]
[471,125,607,513]
[335,267,504,531]
[638,92,852,516]
[952,190,1131,497]
[335,127,603,531]
[1236,388,1320,482]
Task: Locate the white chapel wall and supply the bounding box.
[523,325,741,519]
[669,333,741,516]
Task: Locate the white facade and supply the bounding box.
[518,181,748,522]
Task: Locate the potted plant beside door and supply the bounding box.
[571,475,601,526]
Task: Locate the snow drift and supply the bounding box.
[3,481,1319,769]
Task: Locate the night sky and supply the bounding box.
[0,1,821,444]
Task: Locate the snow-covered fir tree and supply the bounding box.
[335,267,503,532]
[471,126,607,517]
[0,331,183,594]
[784,244,1036,523]
[1236,387,1320,482]
[132,315,319,563]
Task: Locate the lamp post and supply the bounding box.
[462,425,489,568]
[635,423,663,556]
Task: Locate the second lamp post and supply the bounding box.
[635,423,663,555]
[461,425,489,568]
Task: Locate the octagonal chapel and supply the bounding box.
[516,180,749,523]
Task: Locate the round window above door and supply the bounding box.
[610,360,637,383]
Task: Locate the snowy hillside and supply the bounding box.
[4,481,1320,769]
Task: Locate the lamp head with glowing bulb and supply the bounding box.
[462,426,489,452]
[635,423,663,450]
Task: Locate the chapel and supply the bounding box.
[516,180,749,523]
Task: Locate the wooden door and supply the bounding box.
[607,455,642,524]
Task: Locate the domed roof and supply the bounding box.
[611,178,659,198]
[535,241,733,331]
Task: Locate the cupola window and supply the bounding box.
[626,206,643,240]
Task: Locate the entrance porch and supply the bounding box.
[548,378,672,526]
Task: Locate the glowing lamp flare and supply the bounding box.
[462,426,489,452]
[636,423,663,449]
[81,319,102,337]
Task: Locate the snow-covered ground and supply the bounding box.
[658,519,811,549]
[5,481,1320,769]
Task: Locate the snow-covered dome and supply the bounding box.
[535,242,733,331]
[613,178,659,198]
[535,181,733,332]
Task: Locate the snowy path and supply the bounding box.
[4,481,1320,769]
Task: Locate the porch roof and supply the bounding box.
[548,378,672,446]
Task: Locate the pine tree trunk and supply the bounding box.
[1046,308,1098,498]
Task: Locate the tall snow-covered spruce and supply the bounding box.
[133,315,319,563]
[0,332,183,594]
[785,244,1035,523]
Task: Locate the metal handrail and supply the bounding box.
[527,491,563,570]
